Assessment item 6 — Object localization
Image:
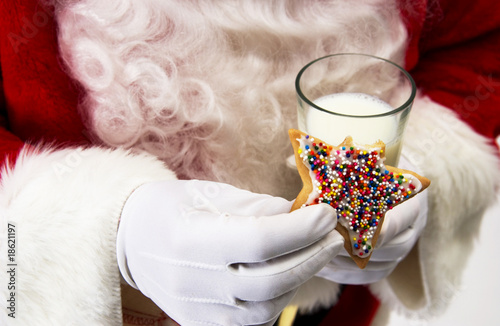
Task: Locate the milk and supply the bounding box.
[299,93,402,166]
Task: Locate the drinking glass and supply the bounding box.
[295,53,416,166]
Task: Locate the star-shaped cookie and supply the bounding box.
[289,129,430,269]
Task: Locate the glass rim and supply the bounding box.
[295,53,417,118]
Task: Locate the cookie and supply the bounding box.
[288,129,430,269]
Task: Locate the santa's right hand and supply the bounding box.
[116,180,344,326]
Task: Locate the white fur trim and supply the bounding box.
[369,94,500,318]
[0,146,176,325]
[290,277,342,314]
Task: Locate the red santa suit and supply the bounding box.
[0,0,499,325]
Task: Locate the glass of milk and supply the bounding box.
[295,53,416,166]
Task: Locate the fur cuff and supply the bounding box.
[291,277,342,314]
[0,146,176,325]
[369,95,500,318]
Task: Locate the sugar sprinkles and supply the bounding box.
[297,134,421,258]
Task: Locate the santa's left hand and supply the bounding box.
[315,155,429,284]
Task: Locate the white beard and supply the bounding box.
[55,0,408,198]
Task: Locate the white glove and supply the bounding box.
[316,155,429,284]
[116,179,344,326]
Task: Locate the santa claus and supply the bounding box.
[0,0,499,325]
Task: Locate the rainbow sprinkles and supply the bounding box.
[288,129,430,268]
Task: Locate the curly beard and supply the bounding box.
[53,0,407,198]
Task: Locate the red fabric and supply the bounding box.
[0,0,89,166]
[403,0,500,140]
[319,285,380,326]
[412,31,500,140]
[398,0,428,70]
[418,0,500,53]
